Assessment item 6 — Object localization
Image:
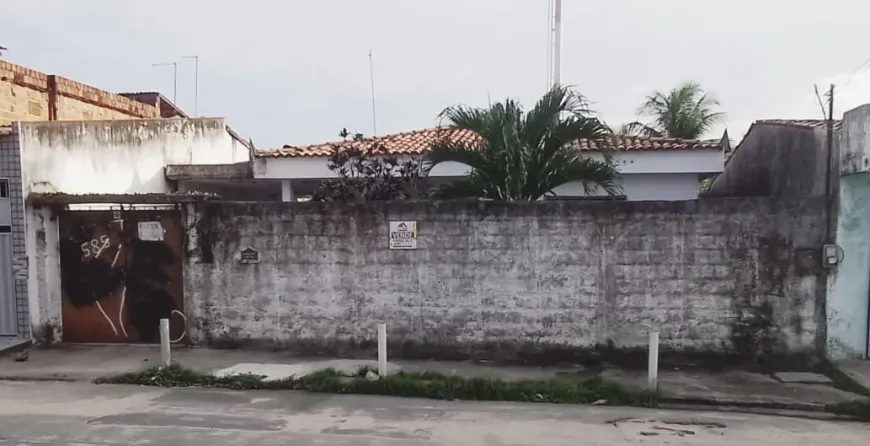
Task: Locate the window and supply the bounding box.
[0,226,10,234]
[0,179,8,198]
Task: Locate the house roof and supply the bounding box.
[256,127,724,158]
[119,92,188,118]
[756,119,843,131]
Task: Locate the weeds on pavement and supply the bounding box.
[96,363,659,407]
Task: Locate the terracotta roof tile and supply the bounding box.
[257,127,722,158]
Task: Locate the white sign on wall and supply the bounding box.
[389,221,417,250]
[138,221,164,241]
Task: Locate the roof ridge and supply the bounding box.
[261,127,722,158]
[279,126,455,150]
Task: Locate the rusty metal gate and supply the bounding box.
[58,208,186,344]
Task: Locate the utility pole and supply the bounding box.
[552,0,562,87]
[152,62,178,104]
[182,56,199,116]
[824,83,835,243]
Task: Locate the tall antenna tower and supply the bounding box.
[546,1,563,88]
[553,0,562,87]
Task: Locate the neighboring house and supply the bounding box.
[0,118,251,345]
[703,115,870,361]
[252,127,728,202]
[0,60,161,125]
[707,119,841,198]
[119,92,188,118]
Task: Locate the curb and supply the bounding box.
[660,396,827,413]
[658,402,859,422]
[0,339,30,357]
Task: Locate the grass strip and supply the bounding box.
[96,364,659,407]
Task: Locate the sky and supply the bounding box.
[2,0,870,148]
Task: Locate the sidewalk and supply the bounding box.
[1,344,867,413]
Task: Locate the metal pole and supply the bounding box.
[369,51,378,136]
[160,318,171,366]
[553,0,562,87]
[647,331,659,391]
[152,62,178,105]
[377,323,387,376]
[183,56,199,116]
[173,63,177,105]
[824,84,835,244]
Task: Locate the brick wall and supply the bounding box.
[0,61,159,126]
[184,198,829,363]
[0,125,28,339]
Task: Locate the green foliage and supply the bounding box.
[626,81,724,140]
[311,128,430,202]
[97,364,658,408]
[425,86,620,200]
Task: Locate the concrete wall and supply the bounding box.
[24,207,61,344]
[840,105,870,176]
[827,172,870,358]
[707,123,834,198]
[828,105,870,359]
[18,118,250,196]
[184,198,827,362]
[0,61,159,126]
[0,125,29,339]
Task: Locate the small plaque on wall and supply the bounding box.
[239,246,260,265]
[138,221,164,241]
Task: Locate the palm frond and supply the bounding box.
[634,81,724,139]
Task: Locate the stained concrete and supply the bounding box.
[774,372,834,384]
[1,381,869,445]
[2,345,868,413]
[838,360,870,392]
[186,198,828,360]
[600,369,864,409]
[214,360,402,381]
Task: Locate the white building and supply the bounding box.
[251,128,727,202]
[0,118,250,347]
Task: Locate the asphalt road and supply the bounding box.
[0,381,868,445]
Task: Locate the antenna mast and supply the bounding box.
[369,50,378,136]
[553,0,562,87]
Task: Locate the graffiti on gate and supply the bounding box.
[59,216,186,343]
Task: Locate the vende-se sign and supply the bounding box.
[389,221,417,250]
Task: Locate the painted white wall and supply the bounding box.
[19,118,249,195]
[255,150,723,181]
[827,105,870,359]
[24,206,62,344]
[254,150,720,201]
[553,173,702,201]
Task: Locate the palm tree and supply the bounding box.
[425,86,620,200]
[625,81,724,139]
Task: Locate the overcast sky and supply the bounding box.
[3,1,870,148]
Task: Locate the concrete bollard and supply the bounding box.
[648,331,659,391]
[160,318,171,367]
[377,323,387,376]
